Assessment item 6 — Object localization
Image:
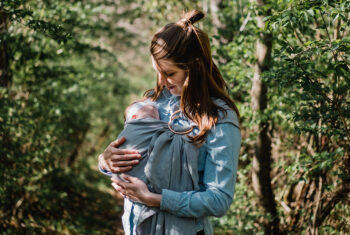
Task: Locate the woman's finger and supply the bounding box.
[112,159,139,167]
[111,182,125,194]
[111,149,140,156]
[119,148,140,155]
[121,174,137,183]
[112,153,141,161]
[109,136,126,147]
[110,166,132,173]
[111,177,127,187]
[98,154,111,171]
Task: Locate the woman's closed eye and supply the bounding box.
[164,72,175,77]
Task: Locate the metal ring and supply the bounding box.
[168,110,194,135]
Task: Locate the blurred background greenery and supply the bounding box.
[0,0,349,234]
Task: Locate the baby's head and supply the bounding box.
[124,101,159,122]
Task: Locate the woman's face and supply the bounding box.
[151,57,187,96]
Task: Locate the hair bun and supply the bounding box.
[181,10,205,25]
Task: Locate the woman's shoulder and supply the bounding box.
[203,98,241,147]
[212,97,240,129]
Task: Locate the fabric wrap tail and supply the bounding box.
[135,127,199,235]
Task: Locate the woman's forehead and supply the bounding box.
[152,57,178,72]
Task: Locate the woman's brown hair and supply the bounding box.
[146,9,240,145]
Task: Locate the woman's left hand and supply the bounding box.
[111,174,161,207]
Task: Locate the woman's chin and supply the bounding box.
[166,88,179,96]
[169,90,181,96]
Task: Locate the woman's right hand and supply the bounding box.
[99,136,141,173]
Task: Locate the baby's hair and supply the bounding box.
[137,105,159,120]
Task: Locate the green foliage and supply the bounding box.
[1,0,349,233]
[265,0,349,174]
[211,0,350,233]
[0,0,135,232]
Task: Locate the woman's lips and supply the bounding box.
[167,85,175,90]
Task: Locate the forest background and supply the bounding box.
[1,0,349,234]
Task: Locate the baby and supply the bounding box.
[103,100,200,234]
[113,101,160,182]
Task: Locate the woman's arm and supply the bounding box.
[160,122,241,217]
[98,136,141,174]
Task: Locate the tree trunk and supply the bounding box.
[251,0,279,234]
[210,0,225,46]
[0,10,11,87]
[210,0,236,65]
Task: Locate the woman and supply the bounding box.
[98,10,241,235]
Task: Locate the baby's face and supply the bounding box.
[125,104,159,121]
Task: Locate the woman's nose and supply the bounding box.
[158,73,167,86]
